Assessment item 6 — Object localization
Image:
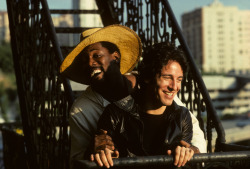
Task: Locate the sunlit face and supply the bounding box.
[155,60,183,106]
[85,42,118,81]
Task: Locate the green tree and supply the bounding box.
[0,82,9,121]
[0,42,13,73]
[0,41,20,122]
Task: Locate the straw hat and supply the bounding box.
[60,24,142,85]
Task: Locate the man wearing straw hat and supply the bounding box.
[60,25,206,166]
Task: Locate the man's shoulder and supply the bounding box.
[172,101,189,113]
[104,102,138,119]
[105,103,125,115]
[72,86,109,107]
[70,86,110,116]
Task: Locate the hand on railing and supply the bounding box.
[90,147,119,168]
[90,130,197,168]
[76,151,250,169]
[90,129,119,168]
[166,140,195,167]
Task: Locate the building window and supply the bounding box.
[218,19,223,22]
[217,12,224,16]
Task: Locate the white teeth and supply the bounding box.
[166,92,173,96]
[91,70,101,77]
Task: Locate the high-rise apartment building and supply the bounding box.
[182,0,250,74]
[0,11,10,43]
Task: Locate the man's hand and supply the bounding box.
[167,140,196,167]
[90,129,119,168]
[94,129,115,152]
[90,148,119,168]
[179,140,200,154]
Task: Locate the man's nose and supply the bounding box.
[88,56,97,66]
[169,79,177,91]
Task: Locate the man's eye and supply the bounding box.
[93,54,102,58]
[178,78,183,82]
[162,76,171,79]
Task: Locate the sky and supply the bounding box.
[1,0,250,25]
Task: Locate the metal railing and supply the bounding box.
[74,151,250,169]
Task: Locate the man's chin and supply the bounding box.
[162,99,174,107]
[90,76,105,92]
[90,76,103,84]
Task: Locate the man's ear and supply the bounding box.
[112,51,121,63]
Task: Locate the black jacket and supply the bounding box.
[97,101,193,157]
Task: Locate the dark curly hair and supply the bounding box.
[138,43,188,83]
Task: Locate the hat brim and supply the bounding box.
[60,24,142,85]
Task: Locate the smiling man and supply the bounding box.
[60,25,206,168]
[92,43,201,168]
[155,60,183,105]
[60,25,142,167]
[86,41,135,102]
